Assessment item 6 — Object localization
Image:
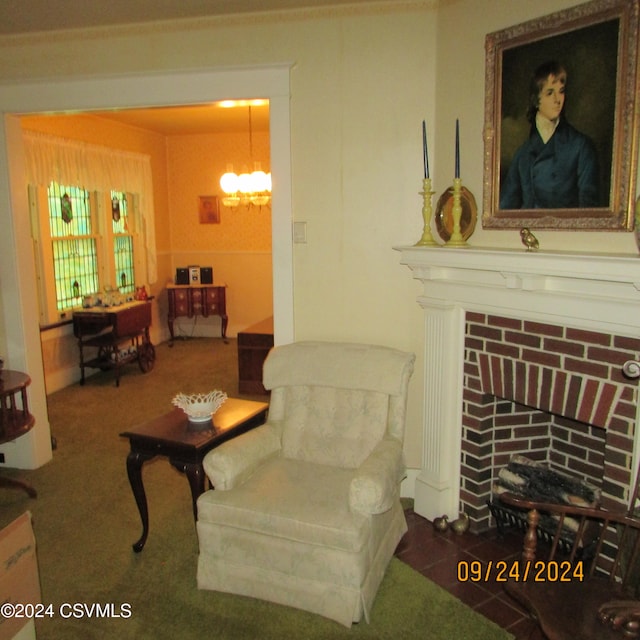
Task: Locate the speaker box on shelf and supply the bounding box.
[175,268,189,285]
[200,267,213,284]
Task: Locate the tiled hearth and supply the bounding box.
[396,245,640,526]
[396,505,538,638]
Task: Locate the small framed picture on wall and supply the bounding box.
[198,195,220,224]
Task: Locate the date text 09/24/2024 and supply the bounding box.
[457,560,584,583]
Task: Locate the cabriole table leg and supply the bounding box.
[126,450,155,552]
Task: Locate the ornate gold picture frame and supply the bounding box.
[482,0,639,230]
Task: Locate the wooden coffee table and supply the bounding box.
[120,397,268,552]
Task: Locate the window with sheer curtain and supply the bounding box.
[22,131,157,326]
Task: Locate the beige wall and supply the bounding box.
[0,0,637,473]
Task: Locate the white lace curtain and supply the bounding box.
[22,130,157,283]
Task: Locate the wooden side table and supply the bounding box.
[0,370,37,498]
[120,397,268,552]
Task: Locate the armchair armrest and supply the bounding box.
[203,422,282,490]
[349,438,405,515]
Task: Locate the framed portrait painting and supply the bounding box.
[482,0,639,230]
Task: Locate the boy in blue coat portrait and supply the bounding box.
[500,60,599,210]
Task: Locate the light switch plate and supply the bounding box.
[293,221,307,243]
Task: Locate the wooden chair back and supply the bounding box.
[500,491,640,639]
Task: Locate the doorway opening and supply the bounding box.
[0,65,293,469]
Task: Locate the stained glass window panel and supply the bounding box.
[48,182,92,237]
[52,238,98,310]
[111,191,135,293]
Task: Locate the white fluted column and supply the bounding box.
[413,297,465,521]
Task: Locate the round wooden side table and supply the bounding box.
[0,369,37,498]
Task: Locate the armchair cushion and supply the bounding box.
[199,457,369,551]
[281,386,389,468]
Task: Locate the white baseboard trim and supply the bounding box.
[400,467,419,500]
[44,365,84,394]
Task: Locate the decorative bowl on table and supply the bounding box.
[171,390,227,431]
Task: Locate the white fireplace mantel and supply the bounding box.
[399,246,640,337]
[395,245,640,521]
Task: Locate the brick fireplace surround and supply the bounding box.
[397,246,640,533]
[463,312,639,531]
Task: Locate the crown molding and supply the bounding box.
[0,1,436,45]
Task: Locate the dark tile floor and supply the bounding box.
[395,507,545,639]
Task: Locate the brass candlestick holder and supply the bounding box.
[414,178,439,247]
[446,178,468,247]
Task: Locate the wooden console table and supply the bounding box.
[166,284,228,343]
[0,370,37,498]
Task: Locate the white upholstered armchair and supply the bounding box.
[196,341,415,627]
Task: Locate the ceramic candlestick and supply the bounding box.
[446,178,467,247]
[415,178,439,247]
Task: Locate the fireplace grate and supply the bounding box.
[487,500,575,554]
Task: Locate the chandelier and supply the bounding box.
[220,105,271,208]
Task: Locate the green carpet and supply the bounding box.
[1,338,512,639]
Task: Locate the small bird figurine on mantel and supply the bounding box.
[520,227,539,251]
[433,515,449,532]
[450,512,470,535]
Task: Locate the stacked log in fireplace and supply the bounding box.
[489,454,601,551]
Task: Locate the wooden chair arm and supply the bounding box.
[499,491,640,526]
[598,600,640,637]
[499,491,640,569]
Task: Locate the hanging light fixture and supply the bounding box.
[220,105,271,208]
